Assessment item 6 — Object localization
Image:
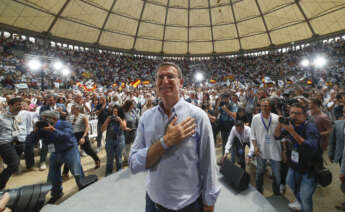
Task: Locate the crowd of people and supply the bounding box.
[0,32,345,212]
[1,33,345,90]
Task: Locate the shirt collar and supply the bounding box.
[55,120,61,129]
[158,98,185,115]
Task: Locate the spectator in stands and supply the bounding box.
[251,98,281,195]
[0,97,22,189]
[130,62,220,212]
[101,105,126,176]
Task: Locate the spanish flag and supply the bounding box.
[132,80,141,88]
[210,79,216,84]
[142,80,150,85]
[307,80,313,85]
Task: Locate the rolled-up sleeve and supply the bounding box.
[129,118,149,174]
[199,113,221,206]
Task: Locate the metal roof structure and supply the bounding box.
[1,0,345,56]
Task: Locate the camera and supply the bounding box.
[35,120,50,129]
[279,117,291,125]
[0,183,51,212]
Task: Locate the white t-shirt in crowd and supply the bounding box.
[250,112,281,161]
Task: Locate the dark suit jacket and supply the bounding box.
[328,119,345,163]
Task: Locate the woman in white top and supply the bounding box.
[63,104,100,177]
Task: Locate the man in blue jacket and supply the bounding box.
[33,110,84,203]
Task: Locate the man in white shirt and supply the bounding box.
[223,120,251,170]
[250,98,282,195]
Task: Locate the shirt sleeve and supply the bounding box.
[224,126,235,155]
[250,116,257,141]
[199,112,221,206]
[129,117,149,174]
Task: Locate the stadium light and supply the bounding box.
[195,73,204,82]
[62,68,70,76]
[27,59,42,71]
[53,61,63,71]
[313,56,327,68]
[301,59,310,67]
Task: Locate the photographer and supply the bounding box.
[101,105,126,176]
[274,103,320,212]
[30,111,84,204]
[216,93,236,156]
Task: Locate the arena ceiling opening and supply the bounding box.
[0,0,345,56]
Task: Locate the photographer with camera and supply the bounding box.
[274,103,320,212]
[101,105,127,176]
[31,111,84,204]
[216,93,236,156]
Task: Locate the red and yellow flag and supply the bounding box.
[142,80,150,85]
[209,79,216,84]
[132,80,141,88]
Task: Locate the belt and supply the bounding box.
[152,195,202,212]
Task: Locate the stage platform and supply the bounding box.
[42,169,278,212]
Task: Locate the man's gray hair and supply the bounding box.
[155,62,183,79]
[41,111,60,120]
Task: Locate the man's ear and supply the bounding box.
[179,78,184,89]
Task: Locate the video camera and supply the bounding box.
[35,120,50,129]
[0,183,51,212]
[279,116,292,125]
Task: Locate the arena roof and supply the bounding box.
[1,0,345,56]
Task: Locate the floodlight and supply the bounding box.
[53,61,63,70]
[195,73,204,82]
[314,56,327,68]
[62,68,70,76]
[27,59,42,71]
[301,59,310,67]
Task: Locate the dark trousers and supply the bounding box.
[24,133,37,169]
[96,124,103,148]
[40,142,48,163]
[63,132,99,175]
[281,162,289,185]
[230,138,249,170]
[0,143,20,189]
[221,127,232,156]
[146,193,202,212]
[15,142,25,158]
